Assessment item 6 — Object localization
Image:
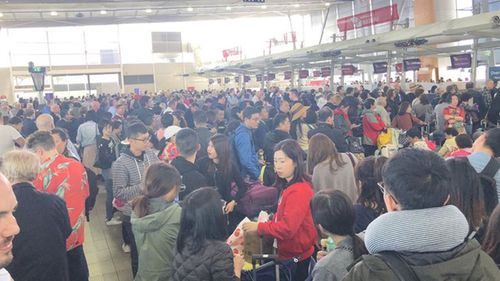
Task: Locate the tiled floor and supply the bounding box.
[84,192,133,281]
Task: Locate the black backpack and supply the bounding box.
[467,157,499,215]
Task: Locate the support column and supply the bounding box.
[329,60,335,90]
[471,39,479,83]
[290,66,295,88]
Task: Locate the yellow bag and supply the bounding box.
[377,130,392,149]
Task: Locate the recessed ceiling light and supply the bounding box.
[187,7,193,12]
[50,11,58,16]
[145,8,153,13]
[261,5,267,9]
[293,3,300,8]
[226,6,232,11]
[100,10,107,15]
[325,2,330,7]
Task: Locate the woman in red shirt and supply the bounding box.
[243,139,317,281]
[443,94,465,133]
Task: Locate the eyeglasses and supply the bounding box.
[377,182,399,204]
[130,136,151,143]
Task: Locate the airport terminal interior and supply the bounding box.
[0,1,499,281]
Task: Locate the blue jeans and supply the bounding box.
[102,168,114,221]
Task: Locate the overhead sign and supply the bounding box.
[337,4,399,33]
[450,53,472,68]
[403,58,421,71]
[313,70,321,78]
[284,71,292,80]
[395,63,403,72]
[321,67,331,77]
[341,65,356,76]
[243,0,265,2]
[224,77,230,84]
[244,75,251,82]
[256,74,263,82]
[299,70,309,79]
[373,62,388,74]
[489,66,500,81]
[222,47,240,61]
[267,73,276,80]
[234,76,240,83]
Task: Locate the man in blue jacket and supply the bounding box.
[234,106,261,180]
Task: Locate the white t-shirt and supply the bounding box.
[0,269,11,281]
[0,125,22,156]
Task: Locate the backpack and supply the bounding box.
[467,157,499,215]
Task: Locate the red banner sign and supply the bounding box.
[395,63,403,72]
[337,4,399,33]
[222,47,240,61]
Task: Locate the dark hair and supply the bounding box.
[98,119,112,134]
[303,107,317,124]
[175,128,199,156]
[193,111,208,125]
[161,113,174,128]
[26,131,56,151]
[446,158,485,231]
[444,127,459,137]
[273,113,289,130]
[242,106,259,120]
[176,187,227,254]
[307,134,346,175]
[311,190,368,259]
[482,204,500,264]
[383,148,450,210]
[51,128,68,142]
[8,116,22,125]
[111,120,122,130]
[126,121,148,138]
[406,127,422,139]
[355,156,388,214]
[139,96,150,108]
[455,134,473,149]
[398,101,411,116]
[484,128,500,157]
[317,108,333,122]
[133,163,181,218]
[419,94,430,105]
[85,110,98,122]
[363,98,375,110]
[273,139,310,189]
[466,82,474,89]
[207,134,232,181]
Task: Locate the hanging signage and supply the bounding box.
[244,75,251,82]
[234,76,240,83]
[313,70,321,77]
[337,4,399,33]
[256,74,263,82]
[299,70,309,79]
[395,63,403,72]
[222,47,240,61]
[321,67,331,77]
[217,78,222,84]
[209,79,214,85]
[224,77,230,84]
[267,73,276,80]
[341,65,356,76]
[284,71,292,80]
[373,62,388,74]
[403,58,421,71]
[489,66,500,81]
[450,53,472,68]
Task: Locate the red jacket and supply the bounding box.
[362,111,386,146]
[257,180,317,261]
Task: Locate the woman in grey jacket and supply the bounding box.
[172,188,244,281]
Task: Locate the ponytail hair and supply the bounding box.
[311,190,368,259]
[133,162,181,218]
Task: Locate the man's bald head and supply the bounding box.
[0,172,19,268]
[36,114,55,131]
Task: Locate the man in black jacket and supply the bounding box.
[171,128,208,200]
[262,113,292,186]
[193,111,212,162]
[308,108,348,153]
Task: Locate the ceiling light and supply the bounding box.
[0,12,3,18]
[325,2,330,7]
[293,3,300,8]
[187,7,193,12]
[100,10,107,15]
[145,8,153,13]
[261,5,267,9]
[226,6,232,11]
[50,11,58,16]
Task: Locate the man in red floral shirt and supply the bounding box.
[27,131,89,281]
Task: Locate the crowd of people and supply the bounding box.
[0,78,499,281]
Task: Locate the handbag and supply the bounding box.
[231,180,279,218]
[348,137,365,154]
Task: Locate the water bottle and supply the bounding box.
[326,237,336,252]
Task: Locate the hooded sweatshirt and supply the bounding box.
[132,198,181,281]
[112,149,160,216]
